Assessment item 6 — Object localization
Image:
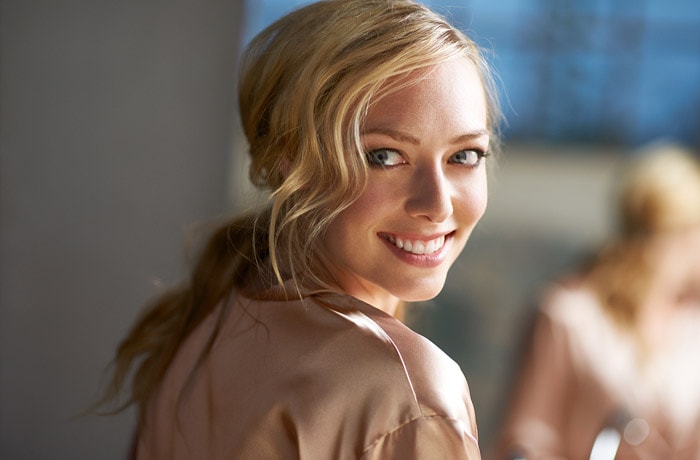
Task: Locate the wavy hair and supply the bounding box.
[99,0,501,421]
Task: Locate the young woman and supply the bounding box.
[101,0,501,458]
[494,143,700,459]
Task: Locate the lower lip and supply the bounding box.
[380,234,452,268]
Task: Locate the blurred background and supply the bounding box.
[1,0,698,458]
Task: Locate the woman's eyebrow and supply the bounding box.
[362,128,420,145]
[362,127,490,145]
[448,130,490,145]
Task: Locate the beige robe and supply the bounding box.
[495,283,700,459]
[136,291,481,459]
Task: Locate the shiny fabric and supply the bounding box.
[494,283,700,459]
[136,291,481,459]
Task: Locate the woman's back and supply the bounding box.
[137,291,480,459]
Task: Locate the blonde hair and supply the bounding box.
[99,0,501,421]
[618,142,700,237]
[587,142,700,328]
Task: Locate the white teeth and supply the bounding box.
[386,235,445,255]
[412,241,424,253]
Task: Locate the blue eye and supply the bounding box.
[449,149,487,167]
[366,148,405,167]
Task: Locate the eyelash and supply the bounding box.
[365,148,490,168]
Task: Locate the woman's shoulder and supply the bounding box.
[305,293,466,372]
[218,292,474,420]
[294,293,478,450]
[300,293,474,419]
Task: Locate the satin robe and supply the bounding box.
[136,291,481,459]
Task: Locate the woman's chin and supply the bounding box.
[395,281,447,303]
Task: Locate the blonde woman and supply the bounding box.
[99,0,501,458]
[495,143,700,459]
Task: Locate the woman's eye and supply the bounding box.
[366,148,405,167]
[449,149,487,167]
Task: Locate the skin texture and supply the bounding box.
[320,57,490,314]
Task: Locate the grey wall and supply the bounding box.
[0,1,245,458]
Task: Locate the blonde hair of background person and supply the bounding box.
[98,0,502,458]
[589,143,700,342]
[494,142,700,459]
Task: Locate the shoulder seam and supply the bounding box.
[324,307,420,408]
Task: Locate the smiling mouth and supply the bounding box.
[381,233,448,255]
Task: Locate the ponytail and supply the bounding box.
[97,210,270,421]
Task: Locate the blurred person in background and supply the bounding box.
[494,142,700,459]
[96,0,502,458]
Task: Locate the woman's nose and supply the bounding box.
[404,166,453,223]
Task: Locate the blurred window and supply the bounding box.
[243,0,700,147]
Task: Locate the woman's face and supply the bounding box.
[320,57,490,312]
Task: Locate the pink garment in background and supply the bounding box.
[495,283,700,459]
